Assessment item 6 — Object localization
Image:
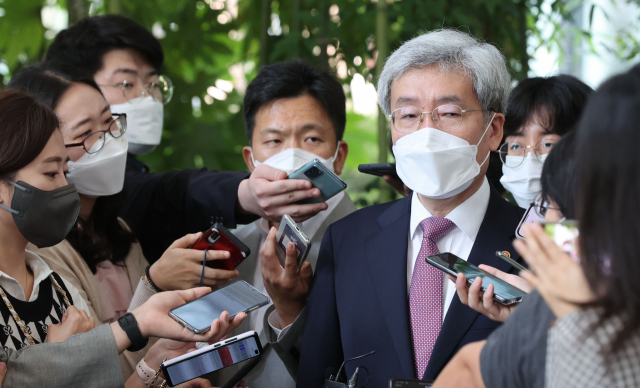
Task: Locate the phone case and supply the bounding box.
[288,159,347,204]
[192,223,251,271]
[516,204,545,240]
[358,163,398,178]
[275,214,311,267]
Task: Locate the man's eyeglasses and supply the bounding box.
[390,105,488,133]
[99,74,173,105]
[65,114,127,155]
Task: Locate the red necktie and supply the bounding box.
[409,217,456,379]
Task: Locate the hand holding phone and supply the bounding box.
[192,221,251,271]
[288,159,347,204]
[275,214,311,268]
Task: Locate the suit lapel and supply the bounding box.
[364,196,415,378]
[423,186,523,379]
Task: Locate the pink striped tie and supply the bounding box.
[409,217,456,379]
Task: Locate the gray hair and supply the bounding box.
[377,29,511,117]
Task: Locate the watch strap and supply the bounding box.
[136,358,165,387]
[118,312,148,352]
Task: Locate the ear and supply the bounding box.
[487,113,505,151]
[0,179,12,206]
[333,141,349,175]
[242,146,255,173]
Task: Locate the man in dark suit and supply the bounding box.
[296,29,525,387]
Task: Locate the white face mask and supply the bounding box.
[393,113,496,199]
[66,134,129,198]
[251,146,340,175]
[500,153,547,208]
[110,96,163,155]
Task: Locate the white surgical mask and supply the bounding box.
[500,153,547,208]
[393,113,496,199]
[110,96,163,155]
[66,134,129,197]
[251,146,340,175]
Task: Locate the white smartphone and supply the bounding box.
[275,214,311,268]
[161,331,262,387]
[516,204,545,240]
[169,280,270,334]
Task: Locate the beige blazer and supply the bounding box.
[28,222,151,380]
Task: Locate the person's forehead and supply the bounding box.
[255,95,332,128]
[56,84,108,123]
[100,48,155,76]
[391,66,477,104]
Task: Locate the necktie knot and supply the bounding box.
[419,217,456,244]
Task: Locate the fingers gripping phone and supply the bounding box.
[287,159,347,204]
[543,220,580,263]
[162,331,263,387]
[358,163,399,179]
[169,280,270,333]
[276,214,311,268]
[426,252,527,305]
[192,220,251,271]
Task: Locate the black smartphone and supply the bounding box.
[288,159,347,204]
[169,280,270,333]
[358,163,399,179]
[389,378,433,387]
[426,252,527,305]
[162,331,262,387]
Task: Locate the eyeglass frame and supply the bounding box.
[532,194,563,219]
[497,138,557,167]
[64,113,127,154]
[97,74,174,105]
[389,104,490,133]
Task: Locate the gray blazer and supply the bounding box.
[0,324,124,388]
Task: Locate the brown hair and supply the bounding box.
[0,89,60,180]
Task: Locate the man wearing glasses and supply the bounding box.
[296,29,526,387]
[45,15,328,263]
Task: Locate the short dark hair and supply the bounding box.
[0,90,60,180]
[576,64,640,354]
[243,60,346,144]
[7,61,102,110]
[540,131,578,219]
[504,75,593,138]
[45,15,163,75]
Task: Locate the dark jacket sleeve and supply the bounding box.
[297,225,344,387]
[120,156,256,263]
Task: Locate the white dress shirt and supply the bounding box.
[407,177,490,320]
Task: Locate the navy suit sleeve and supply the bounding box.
[121,160,255,263]
[297,225,344,387]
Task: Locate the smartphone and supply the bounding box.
[288,159,347,204]
[358,163,399,179]
[192,221,251,271]
[516,204,545,240]
[543,220,580,263]
[169,280,270,333]
[275,214,311,268]
[389,378,433,387]
[162,331,263,387]
[426,252,527,305]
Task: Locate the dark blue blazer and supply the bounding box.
[297,185,525,388]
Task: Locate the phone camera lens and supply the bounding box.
[304,166,323,180]
[254,349,259,354]
[207,230,220,244]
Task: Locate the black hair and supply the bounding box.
[45,15,163,75]
[7,62,135,274]
[539,131,578,219]
[576,64,640,354]
[243,60,346,144]
[504,75,593,138]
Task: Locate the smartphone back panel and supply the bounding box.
[288,159,347,204]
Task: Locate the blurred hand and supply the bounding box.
[514,223,595,318]
[46,306,95,343]
[132,287,246,343]
[150,232,238,291]
[237,164,328,223]
[383,175,411,197]
[0,362,6,387]
[260,227,312,328]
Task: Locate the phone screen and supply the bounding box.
[278,224,305,262]
[516,205,545,239]
[170,281,269,331]
[166,336,261,385]
[427,253,527,302]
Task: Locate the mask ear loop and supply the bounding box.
[0,179,29,216]
[477,112,497,167]
[199,248,208,287]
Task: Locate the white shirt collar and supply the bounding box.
[410,177,490,242]
[0,250,53,301]
[257,191,346,238]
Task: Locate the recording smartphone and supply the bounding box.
[426,252,527,305]
[516,204,545,240]
[169,280,270,334]
[275,214,311,268]
[162,331,263,387]
[358,163,399,179]
[543,220,580,263]
[192,221,251,271]
[389,378,433,388]
[288,159,347,204]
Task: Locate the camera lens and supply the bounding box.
[304,166,323,180]
[207,230,220,244]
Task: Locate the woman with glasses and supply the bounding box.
[498,75,592,209]
[7,63,239,379]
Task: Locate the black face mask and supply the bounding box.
[0,180,81,248]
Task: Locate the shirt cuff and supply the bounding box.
[267,309,293,341]
[128,278,157,312]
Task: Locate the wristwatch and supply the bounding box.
[118,312,148,352]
